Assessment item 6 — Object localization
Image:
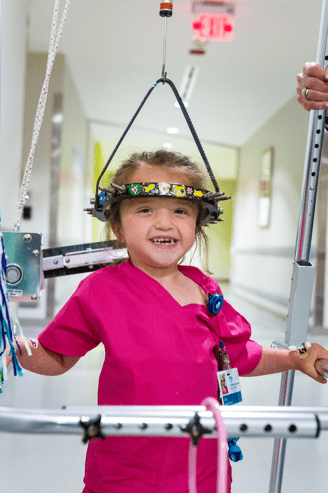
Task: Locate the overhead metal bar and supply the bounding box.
[269,1,328,492]
[0,405,327,440]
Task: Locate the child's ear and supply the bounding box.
[110,221,125,243]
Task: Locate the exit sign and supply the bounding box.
[192,13,235,42]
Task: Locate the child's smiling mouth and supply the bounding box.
[150,238,178,246]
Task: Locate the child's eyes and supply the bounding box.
[137,209,188,214]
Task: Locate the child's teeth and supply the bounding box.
[153,239,175,244]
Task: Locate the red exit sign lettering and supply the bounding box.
[192,13,235,42]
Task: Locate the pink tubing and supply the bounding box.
[188,397,229,493]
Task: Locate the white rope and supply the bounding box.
[14,0,71,231]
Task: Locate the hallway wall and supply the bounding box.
[18,53,90,320]
[0,0,27,230]
[230,97,316,317]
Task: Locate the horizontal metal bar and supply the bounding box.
[42,254,65,271]
[42,248,128,272]
[271,342,289,350]
[0,406,325,439]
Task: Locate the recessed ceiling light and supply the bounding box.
[174,101,189,108]
[163,142,173,149]
[166,127,179,134]
[52,113,64,124]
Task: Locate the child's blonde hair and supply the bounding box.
[104,149,213,275]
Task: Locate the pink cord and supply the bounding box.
[188,397,229,493]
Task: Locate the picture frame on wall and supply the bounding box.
[257,147,274,228]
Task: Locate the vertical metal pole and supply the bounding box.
[46,93,63,319]
[162,16,167,79]
[269,1,328,492]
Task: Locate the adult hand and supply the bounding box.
[297,343,328,384]
[296,62,328,111]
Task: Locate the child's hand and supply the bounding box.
[297,343,328,384]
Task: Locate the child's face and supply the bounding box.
[113,167,199,275]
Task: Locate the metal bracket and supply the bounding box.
[2,234,128,302]
[3,232,43,302]
[79,415,106,444]
[285,260,315,346]
[180,412,212,446]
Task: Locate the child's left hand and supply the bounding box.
[297,343,328,384]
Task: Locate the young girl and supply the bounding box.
[7,150,328,493]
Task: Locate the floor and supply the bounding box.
[1,287,328,493]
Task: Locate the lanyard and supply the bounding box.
[213,342,230,372]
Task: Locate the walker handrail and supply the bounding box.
[0,405,327,439]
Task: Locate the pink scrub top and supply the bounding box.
[39,259,262,493]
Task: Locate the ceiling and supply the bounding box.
[27,0,323,150]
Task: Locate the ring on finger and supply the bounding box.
[302,87,310,100]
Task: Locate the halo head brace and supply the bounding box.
[84,182,231,227]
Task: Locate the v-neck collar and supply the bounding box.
[125,259,210,309]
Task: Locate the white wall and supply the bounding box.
[0,0,27,230]
[18,53,90,320]
[55,59,92,312]
[230,97,315,317]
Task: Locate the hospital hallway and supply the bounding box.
[3,0,328,491]
[0,287,327,493]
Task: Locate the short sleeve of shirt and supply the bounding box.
[216,299,262,376]
[38,277,100,357]
[178,266,262,376]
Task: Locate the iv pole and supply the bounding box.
[269,1,328,491]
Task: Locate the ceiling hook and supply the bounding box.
[159,3,173,83]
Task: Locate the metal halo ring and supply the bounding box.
[302,87,310,100]
[89,182,231,226]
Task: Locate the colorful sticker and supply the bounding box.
[144,183,156,193]
[129,184,141,195]
[159,183,171,195]
[194,189,204,198]
[173,185,186,197]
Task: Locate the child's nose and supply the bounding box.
[154,210,174,228]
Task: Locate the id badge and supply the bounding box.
[217,368,242,406]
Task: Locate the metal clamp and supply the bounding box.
[79,415,106,444]
[180,412,212,446]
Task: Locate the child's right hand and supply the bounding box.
[5,336,81,376]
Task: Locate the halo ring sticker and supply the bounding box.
[144,183,156,193]
[173,185,186,197]
[129,184,141,195]
[159,183,171,194]
[194,189,204,198]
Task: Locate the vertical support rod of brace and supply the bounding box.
[269,1,328,492]
[162,16,167,79]
[295,1,328,263]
